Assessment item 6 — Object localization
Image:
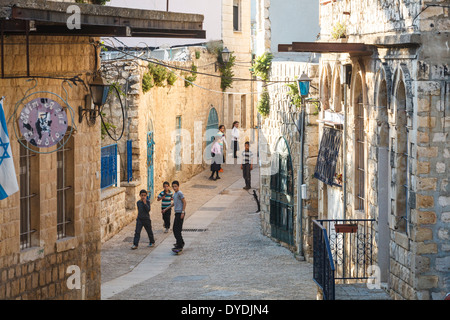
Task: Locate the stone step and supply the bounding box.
[335,283,391,300]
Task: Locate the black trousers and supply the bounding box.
[233,140,238,158]
[133,218,155,246]
[173,212,185,248]
[162,208,171,229]
[243,163,251,188]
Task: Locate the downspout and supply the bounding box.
[296,99,305,259]
[342,66,348,220]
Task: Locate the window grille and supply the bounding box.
[19,140,38,249]
[314,127,342,186]
[56,135,74,239]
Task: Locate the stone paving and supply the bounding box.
[100,164,317,300]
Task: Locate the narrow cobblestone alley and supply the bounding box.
[100,164,316,301]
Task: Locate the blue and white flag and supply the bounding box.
[0,97,19,200]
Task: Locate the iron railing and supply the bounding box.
[101,144,117,189]
[313,220,336,300]
[313,218,375,299]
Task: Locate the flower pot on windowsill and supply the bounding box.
[335,223,357,233]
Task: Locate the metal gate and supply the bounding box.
[147,131,154,200]
[270,137,294,245]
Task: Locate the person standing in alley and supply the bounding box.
[241,141,254,190]
[168,180,186,250]
[131,189,155,249]
[158,181,174,233]
[231,121,239,160]
[209,125,227,180]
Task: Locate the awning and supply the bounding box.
[0,0,206,38]
[278,42,375,56]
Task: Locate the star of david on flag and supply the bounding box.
[0,97,19,200]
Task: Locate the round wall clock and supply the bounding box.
[18,97,68,148]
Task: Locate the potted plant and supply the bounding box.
[335,223,358,233]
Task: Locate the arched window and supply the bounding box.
[394,80,408,233]
[354,73,365,212]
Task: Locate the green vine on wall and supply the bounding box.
[251,52,274,81]
[217,49,236,91]
[257,89,270,117]
[285,83,302,109]
[252,52,274,117]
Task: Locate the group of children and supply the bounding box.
[131,181,186,251]
[210,121,254,190]
[131,124,255,251]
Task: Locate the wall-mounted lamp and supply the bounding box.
[297,72,312,97]
[221,47,231,64]
[78,75,109,124]
[215,47,232,72]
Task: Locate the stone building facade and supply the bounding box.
[258,61,320,259]
[0,35,101,300]
[98,0,255,242]
[317,0,450,300]
[0,0,206,300]
[254,0,320,260]
[99,47,224,242]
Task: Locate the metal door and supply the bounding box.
[270,137,294,245]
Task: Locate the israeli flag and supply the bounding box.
[0,97,19,200]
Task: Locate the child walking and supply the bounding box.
[131,189,155,249]
[158,181,174,233]
[241,141,254,190]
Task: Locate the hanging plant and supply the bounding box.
[257,89,270,117]
[183,63,198,87]
[331,22,347,40]
[142,72,154,93]
[251,52,274,81]
[167,71,178,86]
[148,64,168,87]
[217,50,236,91]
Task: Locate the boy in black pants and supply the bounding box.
[241,141,254,190]
[131,189,155,249]
[165,181,186,250]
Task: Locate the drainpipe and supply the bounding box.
[341,65,348,220]
[296,99,305,260]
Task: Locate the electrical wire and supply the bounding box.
[99,41,297,85]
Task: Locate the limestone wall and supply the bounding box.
[318,0,450,300]
[0,36,101,299]
[259,60,319,259]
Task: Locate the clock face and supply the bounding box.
[18,98,68,148]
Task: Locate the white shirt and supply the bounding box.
[231,127,239,141]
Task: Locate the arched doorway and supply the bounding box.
[205,107,219,159]
[270,137,294,245]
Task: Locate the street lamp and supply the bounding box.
[221,47,231,64]
[295,71,311,261]
[297,72,312,97]
[79,75,110,124]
